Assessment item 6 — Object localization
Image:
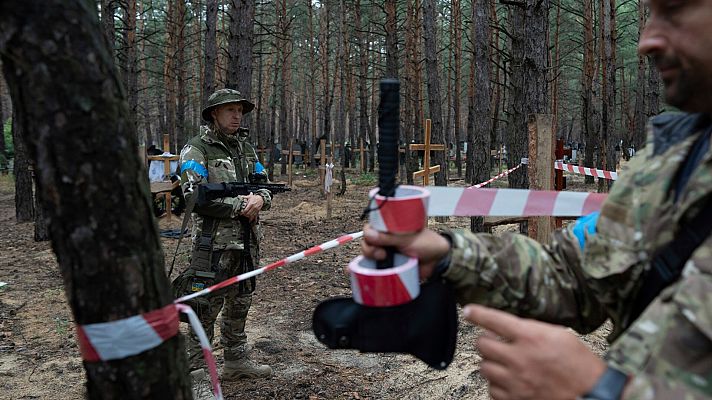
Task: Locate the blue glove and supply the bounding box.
[572,211,599,251]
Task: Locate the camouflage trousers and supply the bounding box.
[187,250,257,371]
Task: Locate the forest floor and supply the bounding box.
[0,166,612,400]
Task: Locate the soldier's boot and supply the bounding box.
[190,368,215,400]
[222,357,272,380]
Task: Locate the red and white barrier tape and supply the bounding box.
[469,163,523,188]
[77,303,179,362]
[176,304,224,400]
[426,186,606,217]
[76,303,223,400]
[175,231,365,304]
[555,161,618,180]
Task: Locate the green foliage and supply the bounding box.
[351,171,377,186]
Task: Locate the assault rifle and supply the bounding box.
[196,181,291,206]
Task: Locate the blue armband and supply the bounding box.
[572,211,599,251]
[255,161,265,174]
[180,160,208,179]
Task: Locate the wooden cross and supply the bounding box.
[353,138,368,172]
[281,139,302,186]
[410,119,445,185]
[148,133,180,223]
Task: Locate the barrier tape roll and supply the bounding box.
[368,185,429,233]
[349,254,420,307]
[426,187,606,217]
[555,161,618,180]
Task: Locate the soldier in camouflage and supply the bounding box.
[179,89,272,398]
[363,0,712,398]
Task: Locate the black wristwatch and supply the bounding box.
[580,365,628,400]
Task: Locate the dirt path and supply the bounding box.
[0,171,609,399]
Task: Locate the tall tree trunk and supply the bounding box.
[632,0,647,151]
[469,0,492,232]
[490,0,502,160]
[277,0,292,176]
[228,0,255,128]
[175,0,187,149]
[12,107,34,222]
[423,0,446,186]
[164,0,177,147]
[100,0,116,53]
[0,1,191,397]
[582,0,596,184]
[452,0,463,178]
[599,0,616,191]
[124,0,139,138]
[203,0,218,105]
[384,0,398,79]
[33,174,49,241]
[355,0,371,173]
[551,0,561,137]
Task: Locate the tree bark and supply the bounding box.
[632,0,647,151]
[507,0,549,190]
[0,1,190,398]
[175,0,187,149]
[228,0,255,128]
[203,0,218,106]
[582,0,596,184]
[423,0,446,186]
[33,174,49,241]
[385,0,399,79]
[452,0,463,178]
[12,106,33,222]
[470,0,492,232]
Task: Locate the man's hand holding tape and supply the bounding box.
[361,224,612,400]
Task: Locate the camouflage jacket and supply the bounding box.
[443,113,712,398]
[179,125,271,253]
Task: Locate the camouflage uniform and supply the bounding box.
[179,123,271,371]
[442,113,711,398]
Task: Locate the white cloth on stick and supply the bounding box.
[325,163,334,193]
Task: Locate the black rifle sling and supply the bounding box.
[237,216,256,294]
[630,196,712,323]
[169,191,197,277]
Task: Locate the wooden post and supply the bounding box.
[410,119,446,185]
[280,141,303,186]
[357,138,366,172]
[319,138,326,195]
[326,153,333,219]
[527,114,555,243]
[256,146,267,164]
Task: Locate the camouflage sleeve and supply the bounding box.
[606,265,712,399]
[442,227,608,333]
[623,374,711,399]
[254,188,272,211]
[179,143,244,218]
